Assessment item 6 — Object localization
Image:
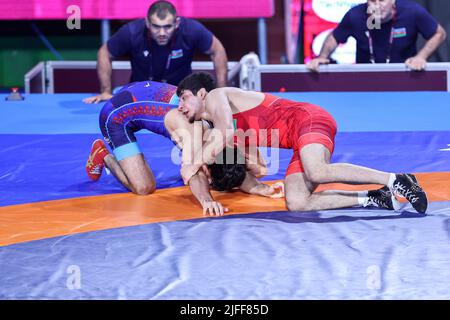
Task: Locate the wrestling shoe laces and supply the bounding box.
[391,174,428,214]
[365,186,397,210]
[86,139,110,181]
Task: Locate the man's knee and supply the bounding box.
[286,197,311,212]
[304,164,329,184]
[132,182,156,195]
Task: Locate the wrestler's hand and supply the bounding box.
[83,92,113,104]
[250,182,285,199]
[181,164,202,185]
[268,182,285,198]
[202,200,229,216]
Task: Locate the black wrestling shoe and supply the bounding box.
[366,186,397,210]
[391,174,428,214]
[407,173,418,184]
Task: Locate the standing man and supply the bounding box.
[307,0,446,71]
[84,0,228,104]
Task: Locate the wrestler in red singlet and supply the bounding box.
[232,93,337,176]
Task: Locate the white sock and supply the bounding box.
[387,173,396,189]
[357,191,368,207]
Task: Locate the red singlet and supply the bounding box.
[232,93,337,176]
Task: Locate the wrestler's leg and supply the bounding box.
[104,152,156,195]
[300,143,391,186]
[285,146,364,211]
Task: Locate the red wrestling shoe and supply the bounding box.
[86,139,110,181]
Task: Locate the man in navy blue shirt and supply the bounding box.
[307,0,446,72]
[84,1,228,104]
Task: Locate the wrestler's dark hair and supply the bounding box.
[208,148,247,192]
[177,72,217,97]
[148,1,177,20]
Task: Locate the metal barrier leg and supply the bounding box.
[258,18,268,65]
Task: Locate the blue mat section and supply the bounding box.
[277,92,450,132]
[0,134,182,206]
[1,201,450,299]
[2,92,450,134]
[1,131,450,207]
[0,94,102,134]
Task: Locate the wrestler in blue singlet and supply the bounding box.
[99,81,179,161]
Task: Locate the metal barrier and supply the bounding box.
[25,58,450,93]
[24,62,46,94]
[24,61,239,93]
[251,63,450,92]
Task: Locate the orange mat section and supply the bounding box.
[1,172,449,246]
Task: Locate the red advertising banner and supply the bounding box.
[0,0,274,20]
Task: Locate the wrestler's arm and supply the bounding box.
[197,89,236,164]
[244,147,268,178]
[164,109,185,149]
[181,89,235,184]
[189,171,229,216]
[164,109,228,216]
[165,109,205,166]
